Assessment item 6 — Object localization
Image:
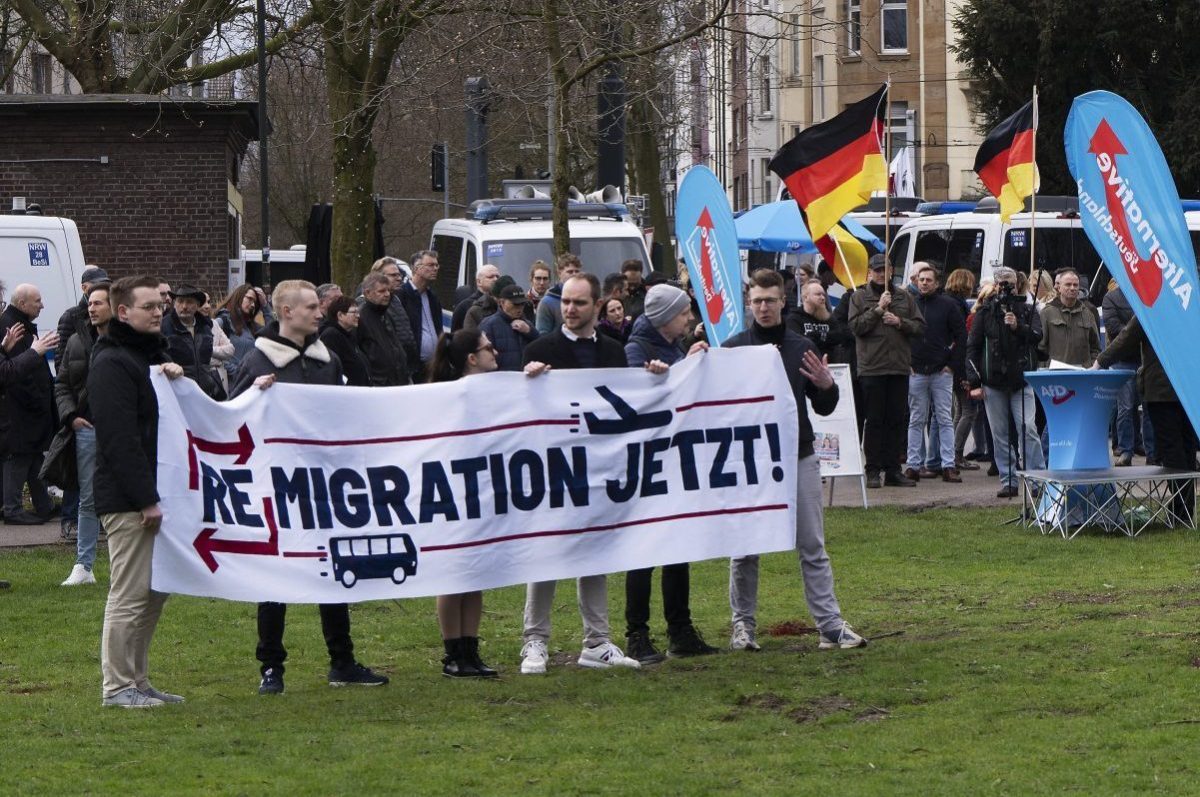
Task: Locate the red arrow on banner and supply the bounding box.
[187,423,255,490]
[695,208,726,324]
[194,496,279,573]
[1087,119,1163,307]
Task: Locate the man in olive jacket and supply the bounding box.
[847,255,926,487]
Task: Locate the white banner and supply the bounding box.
[806,364,863,478]
[150,348,800,603]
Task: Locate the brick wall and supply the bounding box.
[0,98,257,301]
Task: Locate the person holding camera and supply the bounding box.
[966,267,1046,498]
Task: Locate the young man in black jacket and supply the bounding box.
[724,269,867,653]
[90,276,186,708]
[231,280,388,696]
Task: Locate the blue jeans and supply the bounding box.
[1112,363,1156,459]
[983,385,1045,487]
[74,426,100,570]
[907,371,955,469]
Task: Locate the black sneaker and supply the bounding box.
[258,667,284,695]
[996,485,1019,498]
[624,630,666,664]
[883,470,916,487]
[865,471,882,489]
[328,662,389,687]
[668,625,719,657]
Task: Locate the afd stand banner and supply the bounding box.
[676,166,745,346]
[1065,91,1200,433]
[150,348,799,604]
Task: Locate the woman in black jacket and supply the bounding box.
[428,328,501,678]
[318,296,371,387]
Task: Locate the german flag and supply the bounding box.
[769,85,888,241]
[815,221,884,290]
[973,100,1038,223]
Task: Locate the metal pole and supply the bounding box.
[255,0,271,288]
[443,140,450,218]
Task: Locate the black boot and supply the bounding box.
[442,638,479,677]
[463,636,499,678]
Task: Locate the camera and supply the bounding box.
[997,282,1027,313]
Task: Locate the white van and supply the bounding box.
[429,199,651,310]
[888,196,1106,294]
[0,214,86,344]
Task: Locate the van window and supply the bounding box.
[464,239,478,288]
[1003,227,1104,292]
[888,232,909,274]
[432,234,464,277]
[477,238,648,285]
[915,227,985,285]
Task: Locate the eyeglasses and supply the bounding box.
[133,303,162,312]
[749,297,781,306]
[475,343,496,354]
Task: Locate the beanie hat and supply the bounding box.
[643,283,691,328]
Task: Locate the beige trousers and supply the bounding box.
[100,511,169,698]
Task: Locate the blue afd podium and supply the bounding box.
[1024,369,1133,531]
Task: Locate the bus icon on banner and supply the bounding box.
[330,533,418,588]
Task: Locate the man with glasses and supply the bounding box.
[399,250,444,381]
[967,266,1045,498]
[724,269,866,653]
[848,254,926,488]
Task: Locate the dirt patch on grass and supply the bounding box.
[1043,590,1120,605]
[2,678,51,695]
[787,696,855,723]
[762,620,817,637]
[729,692,885,725]
[736,692,787,711]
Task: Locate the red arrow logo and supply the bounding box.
[194,496,279,573]
[695,208,726,324]
[187,423,255,490]
[1051,389,1076,406]
[1088,120,1162,306]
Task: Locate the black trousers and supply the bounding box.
[256,602,355,674]
[625,563,692,637]
[1146,401,1198,524]
[860,374,909,473]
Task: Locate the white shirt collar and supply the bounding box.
[560,324,597,343]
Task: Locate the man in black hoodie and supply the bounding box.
[90,276,186,708]
[230,280,389,696]
[723,269,867,653]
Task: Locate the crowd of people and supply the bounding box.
[0,251,869,707]
[8,245,1184,706]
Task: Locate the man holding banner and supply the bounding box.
[724,269,866,653]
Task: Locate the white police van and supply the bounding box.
[429,184,651,309]
[0,213,87,344]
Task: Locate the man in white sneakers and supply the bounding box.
[518,273,656,673]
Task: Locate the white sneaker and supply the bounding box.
[101,687,163,708]
[61,564,96,586]
[577,641,640,670]
[730,621,761,651]
[818,622,868,650]
[520,639,549,674]
[142,684,185,703]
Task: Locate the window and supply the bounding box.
[889,232,910,274]
[2,50,14,93]
[813,56,825,121]
[760,158,772,206]
[882,0,908,53]
[844,0,861,55]
[732,108,742,150]
[915,227,986,286]
[32,53,52,94]
[689,58,701,86]
[789,14,801,78]
[758,56,771,113]
[1003,227,1104,292]
[887,102,909,158]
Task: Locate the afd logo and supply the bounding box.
[1040,385,1076,406]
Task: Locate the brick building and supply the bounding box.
[0,95,259,299]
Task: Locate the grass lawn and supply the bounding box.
[4,506,1200,795]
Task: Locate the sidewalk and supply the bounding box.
[827,460,1015,510]
[0,521,71,549]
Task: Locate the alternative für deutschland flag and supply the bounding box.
[973,100,1039,223]
[769,85,888,241]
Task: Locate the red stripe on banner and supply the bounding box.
[675,395,774,412]
[420,504,790,553]
[282,551,327,558]
[264,418,579,446]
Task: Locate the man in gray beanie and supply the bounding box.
[622,282,718,662]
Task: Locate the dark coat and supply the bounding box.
[230,324,344,396]
[966,297,1042,390]
[88,320,171,514]
[724,323,839,459]
[624,314,683,367]
[0,304,56,453]
[161,308,221,398]
[356,299,412,387]
[54,324,98,425]
[910,289,967,378]
[1097,316,1175,403]
[847,281,926,376]
[452,289,483,332]
[522,328,628,370]
[1102,287,1137,363]
[55,296,90,365]
[478,309,540,372]
[398,282,444,370]
[318,318,371,387]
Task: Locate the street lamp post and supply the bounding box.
[255,0,271,288]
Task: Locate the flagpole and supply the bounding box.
[1029,85,1039,298]
[883,76,892,281]
[831,235,857,290]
